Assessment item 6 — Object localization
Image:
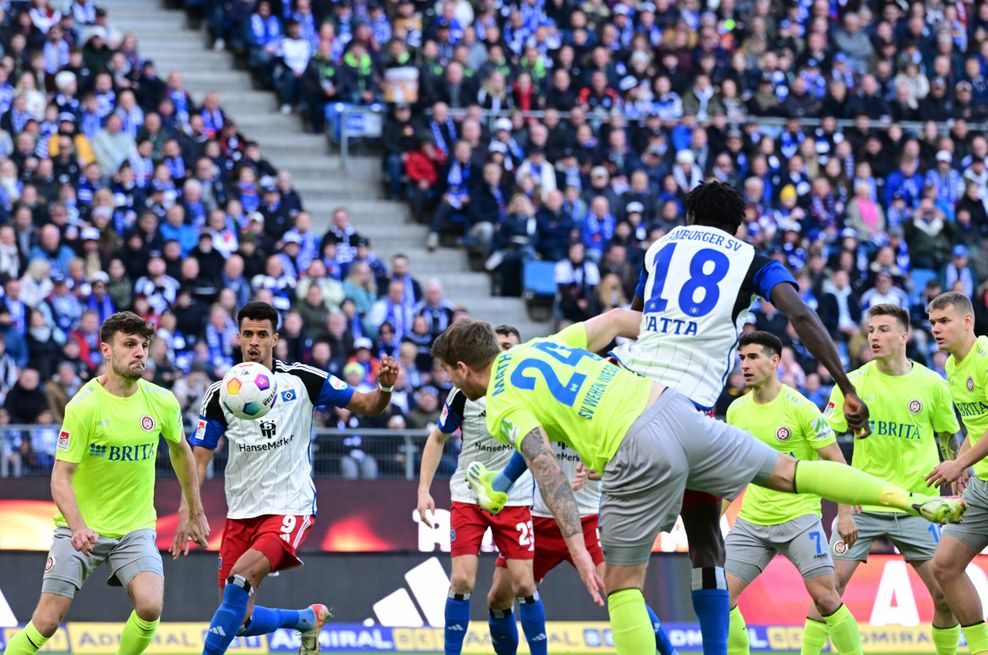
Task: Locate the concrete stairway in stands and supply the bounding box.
[99,0,550,338]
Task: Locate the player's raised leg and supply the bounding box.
[757,457,965,522]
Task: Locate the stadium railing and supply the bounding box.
[0,426,437,481]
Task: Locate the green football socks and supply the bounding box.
[728,605,750,655]
[608,589,655,654]
[800,617,829,655]
[116,611,159,655]
[931,623,960,655]
[794,460,922,512]
[2,621,50,655]
[962,622,988,654]
[823,605,862,655]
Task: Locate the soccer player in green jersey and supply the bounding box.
[926,291,988,655]
[2,312,209,655]
[433,310,965,654]
[724,331,863,655]
[803,304,962,655]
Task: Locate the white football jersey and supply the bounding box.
[612,225,796,409]
[532,442,600,518]
[438,387,534,506]
[190,360,355,519]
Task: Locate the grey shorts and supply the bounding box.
[599,389,779,566]
[943,475,988,552]
[41,527,163,598]
[830,512,939,562]
[726,515,834,584]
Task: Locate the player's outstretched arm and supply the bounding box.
[51,460,98,555]
[518,426,605,605]
[347,355,399,416]
[416,426,450,526]
[771,283,871,436]
[167,438,210,556]
[581,308,643,353]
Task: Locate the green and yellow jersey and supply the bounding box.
[727,384,836,525]
[946,335,988,480]
[825,361,959,512]
[485,323,653,473]
[54,378,185,538]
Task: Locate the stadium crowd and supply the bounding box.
[5,0,988,476]
[0,0,470,477]
[201,0,988,406]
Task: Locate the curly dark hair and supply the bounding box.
[685,180,746,235]
[99,311,155,345]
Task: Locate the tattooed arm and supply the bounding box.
[518,426,605,605]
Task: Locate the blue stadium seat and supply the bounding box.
[523,261,557,321]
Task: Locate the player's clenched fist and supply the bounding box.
[378,355,399,389]
[71,527,99,555]
[843,391,871,438]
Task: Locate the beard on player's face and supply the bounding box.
[111,354,145,381]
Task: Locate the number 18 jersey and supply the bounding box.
[612,225,796,409]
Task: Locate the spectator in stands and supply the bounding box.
[426,139,473,250]
[555,241,599,324]
[5,368,47,426]
[366,279,414,340]
[276,18,312,115]
[414,279,454,338]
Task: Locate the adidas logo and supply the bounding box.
[367,557,450,627]
[446,625,465,631]
[532,633,547,641]
[209,626,227,636]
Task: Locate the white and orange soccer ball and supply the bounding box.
[220,362,278,420]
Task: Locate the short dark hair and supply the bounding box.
[237,301,280,331]
[100,311,155,345]
[928,291,974,316]
[494,324,521,341]
[685,180,745,234]
[432,320,500,370]
[867,303,910,330]
[738,331,783,358]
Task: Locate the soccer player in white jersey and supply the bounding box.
[417,325,550,655]
[607,181,871,655]
[188,302,398,655]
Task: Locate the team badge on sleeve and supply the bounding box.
[823,401,836,418]
[908,400,922,414]
[194,419,207,440]
[329,375,348,390]
[57,430,70,451]
[440,405,449,423]
[500,418,519,444]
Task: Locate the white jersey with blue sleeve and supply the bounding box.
[439,387,533,507]
[190,360,355,519]
[611,225,797,409]
[532,442,601,518]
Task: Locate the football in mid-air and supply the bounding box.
[220,362,278,420]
